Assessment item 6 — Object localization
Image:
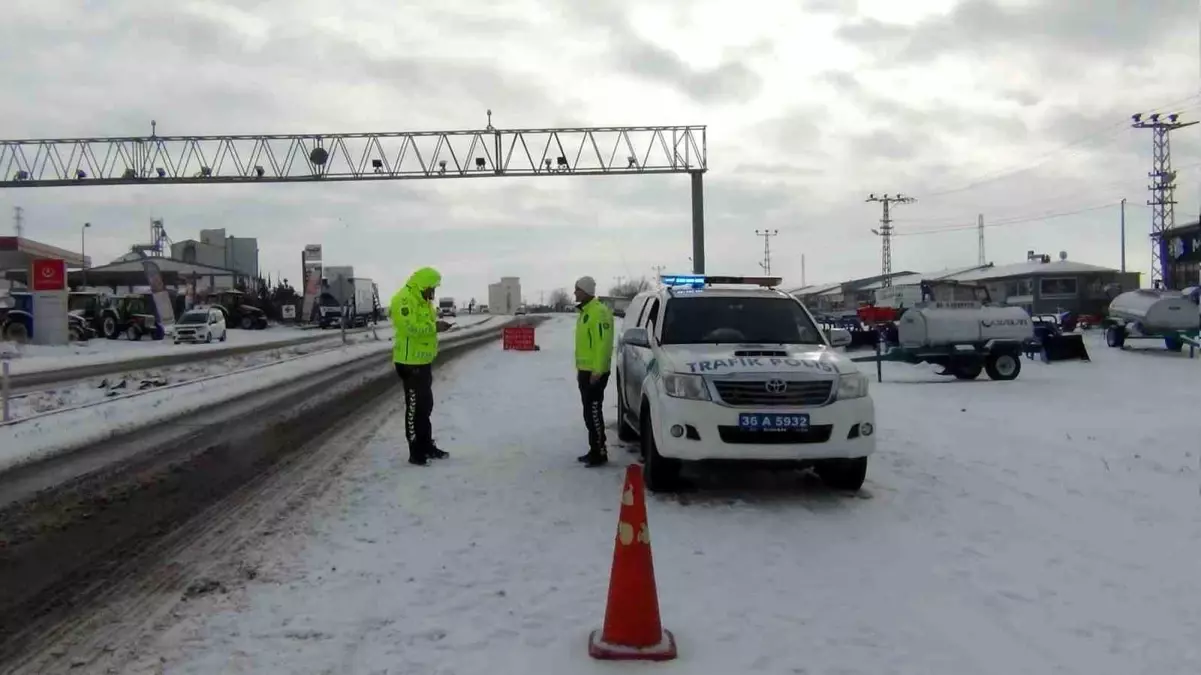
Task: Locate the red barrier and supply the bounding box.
[502,324,536,351]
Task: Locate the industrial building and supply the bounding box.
[487,277,522,315]
[791,253,1140,316]
[171,228,259,280]
[1157,220,1201,290]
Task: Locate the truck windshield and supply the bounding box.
[659,296,824,345]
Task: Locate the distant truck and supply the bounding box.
[345,278,381,327]
[438,297,456,318]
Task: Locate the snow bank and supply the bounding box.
[112,319,1201,675]
[0,319,511,475]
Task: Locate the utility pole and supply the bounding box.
[977,214,986,266]
[12,206,23,238]
[1120,197,1126,273]
[801,254,806,287]
[866,193,915,287]
[1132,112,1197,288]
[614,276,625,293]
[651,264,665,281]
[755,229,779,275]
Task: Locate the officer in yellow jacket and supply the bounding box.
[573,276,615,467]
[390,266,449,466]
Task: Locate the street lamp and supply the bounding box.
[81,222,91,287]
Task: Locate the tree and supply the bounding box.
[548,288,572,311]
[608,277,652,299]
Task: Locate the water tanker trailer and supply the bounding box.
[851,285,1032,381]
[1103,288,1200,355]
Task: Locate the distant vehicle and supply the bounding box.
[438,297,457,318]
[101,293,165,341]
[210,289,268,330]
[174,307,227,344]
[478,304,489,314]
[0,292,95,342]
[514,305,527,316]
[345,278,381,327]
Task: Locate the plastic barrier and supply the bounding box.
[502,324,537,351]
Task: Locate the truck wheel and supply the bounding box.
[816,457,868,491]
[126,326,142,341]
[103,316,119,340]
[240,316,255,330]
[1105,325,1126,348]
[984,352,1021,381]
[640,408,680,493]
[615,378,638,443]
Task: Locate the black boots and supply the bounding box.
[409,443,449,466]
[577,449,609,467]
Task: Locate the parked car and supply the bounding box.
[174,306,228,344]
[614,274,876,493]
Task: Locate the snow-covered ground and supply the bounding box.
[0,317,509,474]
[0,314,494,376]
[87,318,1201,675]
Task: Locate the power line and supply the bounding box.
[866,193,914,287]
[754,229,779,275]
[1132,111,1198,288]
[896,201,1122,237]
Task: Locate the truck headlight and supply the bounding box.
[662,373,710,401]
[836,372,869,400]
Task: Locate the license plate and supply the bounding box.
[738,413,810,431]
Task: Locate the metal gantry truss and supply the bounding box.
[0,123,706,187]
[0,118,712,273]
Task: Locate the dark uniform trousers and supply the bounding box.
[577,370,611,452]
[395,363,434,458]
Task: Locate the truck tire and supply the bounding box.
[816,457,868,491]
[103,315,119,340]
[1105,325,1126,348]
[240,315,255,330]
[126,325,142,341]
[984,352,1020,381]
[640,406,680,493]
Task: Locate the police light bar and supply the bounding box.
[660,274,782,288]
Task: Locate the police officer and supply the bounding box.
[390,266,449,466]
[573,276,616,467]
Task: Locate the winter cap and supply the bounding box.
[575,276,597,296]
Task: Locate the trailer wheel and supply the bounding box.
[4,321,29,343]
[1105,325,1126,348]
[1164,337,1183,352]
[984,352,1021,381]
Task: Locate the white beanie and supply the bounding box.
[575,275,597,296]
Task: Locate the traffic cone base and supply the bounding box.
[588,628,677,661]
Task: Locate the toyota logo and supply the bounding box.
[765,379,787,394]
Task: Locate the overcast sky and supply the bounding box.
[2,0,1199,300]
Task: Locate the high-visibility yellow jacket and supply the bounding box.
[575,297,614,373]
[391,266,442,365]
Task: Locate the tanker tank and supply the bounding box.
[1107,289,1200,333]
[896,303,1033,348]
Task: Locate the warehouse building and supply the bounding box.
[940,252,1139,315]
[1157,220,1201,290]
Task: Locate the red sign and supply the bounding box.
[503,325,537,351]
[31,258,67,291]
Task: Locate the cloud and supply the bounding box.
[0,0,1198,301]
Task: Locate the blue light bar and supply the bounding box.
[659,274,782,288]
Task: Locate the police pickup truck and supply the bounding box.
[614,275,876,493]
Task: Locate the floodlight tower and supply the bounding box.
[1132,112,1197,288]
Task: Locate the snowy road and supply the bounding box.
[33,318,1201,674]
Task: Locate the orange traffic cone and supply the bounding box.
[588,463,678,661]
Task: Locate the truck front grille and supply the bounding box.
[712,380,833,407]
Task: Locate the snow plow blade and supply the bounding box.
[1041,334,1090,362]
